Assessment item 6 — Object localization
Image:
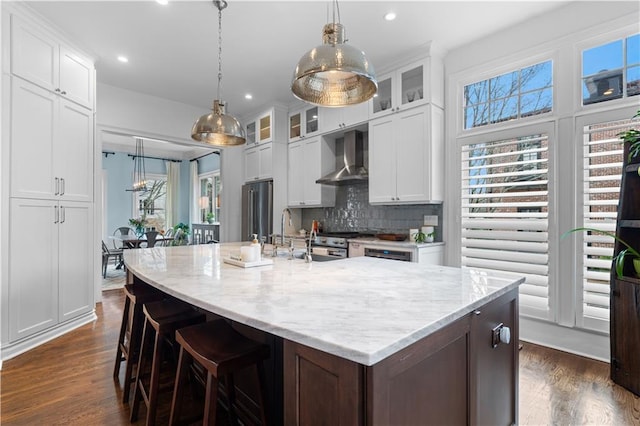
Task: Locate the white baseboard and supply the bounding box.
[0,311,97,363]
[520,316,609,362]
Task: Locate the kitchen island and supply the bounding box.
[125,243,523,425]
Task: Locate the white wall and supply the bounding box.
[443,1,640,361]
[97,83,203,145]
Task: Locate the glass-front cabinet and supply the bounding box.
[246,121,256,144]
[245,109,274,145]
[370,54,443,118]
[288,106,319,142]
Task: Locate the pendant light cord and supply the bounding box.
[217,2,223,102]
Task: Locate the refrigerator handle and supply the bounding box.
[248,189,254,240]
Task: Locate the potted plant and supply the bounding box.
[563,227,640,278]
[173,222,190,245]
[129,217,146,237]
[619,109,640,169]
[206,212,215,224]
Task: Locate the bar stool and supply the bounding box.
[113,283,164,404]
[130,299,206,426]
[169,320,270,426]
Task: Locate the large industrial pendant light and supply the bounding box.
[291,0,377,107]
[191,0,246,146]
[126,138,148,192]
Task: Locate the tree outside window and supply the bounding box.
[464,61,553,129]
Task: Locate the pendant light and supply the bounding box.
[126,138,148,192]
[291,0,377,107]
[191,0,246,146]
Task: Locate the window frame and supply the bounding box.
[456,51,559,138]
[198,170,221,224]
[458,121,557,322]
[576,28,640,112]
[462,59,554,131]
[131,172,167,230]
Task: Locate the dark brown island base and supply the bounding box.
[125,243,522,425]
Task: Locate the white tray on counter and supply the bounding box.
[223,257,274,268]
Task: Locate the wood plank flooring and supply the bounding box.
[1,289,638,425]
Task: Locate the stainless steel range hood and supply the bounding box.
[316,130,367,185]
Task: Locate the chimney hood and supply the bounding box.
[316,130,367,186]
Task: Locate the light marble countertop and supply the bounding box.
[124,243,523,365]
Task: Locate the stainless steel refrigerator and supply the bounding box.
[241,180,273,242]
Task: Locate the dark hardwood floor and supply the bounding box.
[1,289,638,425]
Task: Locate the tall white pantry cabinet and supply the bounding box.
[1,5,97,359]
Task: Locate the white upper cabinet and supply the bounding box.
[370,54,443,118]
[289,105,319,142]
[369,105,444,204]
[246,108,276,145]
[244,143,273,182]
[11,78,94,202]
[11,14,94,109]
[319,102,369,134]
[287,137,335,208]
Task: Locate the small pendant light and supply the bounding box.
[191,0,246,146]
[291,0,377,107]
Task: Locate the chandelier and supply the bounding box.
[126,138,147,192]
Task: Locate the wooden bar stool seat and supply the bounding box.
[170,320,270,426]
[113,283,164,404]
[130,299,206,426]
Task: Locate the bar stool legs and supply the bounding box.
[113,284,164,404]
[130,300,206,426]
[169,320,270,426]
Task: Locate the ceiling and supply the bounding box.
[25,0,571,155]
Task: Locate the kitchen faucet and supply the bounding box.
[281,208,292,246]
[306,227,317,263]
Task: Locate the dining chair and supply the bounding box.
[102,240,124,278]
[113,227,135,250]
[144,231,159,248]
[160,228,174,247]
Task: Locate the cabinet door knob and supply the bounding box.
[61,90,67,95]
[55,88,61,92]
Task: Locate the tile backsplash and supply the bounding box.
[301,183,443,241]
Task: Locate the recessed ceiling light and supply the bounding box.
[384,12,396,21]
[117,55,129,63]
[156,0,169,5]
[245,94,253,100]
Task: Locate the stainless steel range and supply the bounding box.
[312,232,371,261]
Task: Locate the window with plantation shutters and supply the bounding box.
[461,133,550,319]
[578,118,630,331]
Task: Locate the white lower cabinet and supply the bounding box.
[9,198,93,341]
[244,143,273,182]
[369,105,444,204]
[287,137,335,207]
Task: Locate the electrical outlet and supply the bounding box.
[423,215,438,226]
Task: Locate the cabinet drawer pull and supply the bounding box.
[60,178,65,195]
[55,177,59,195]
[54,205,59,224]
